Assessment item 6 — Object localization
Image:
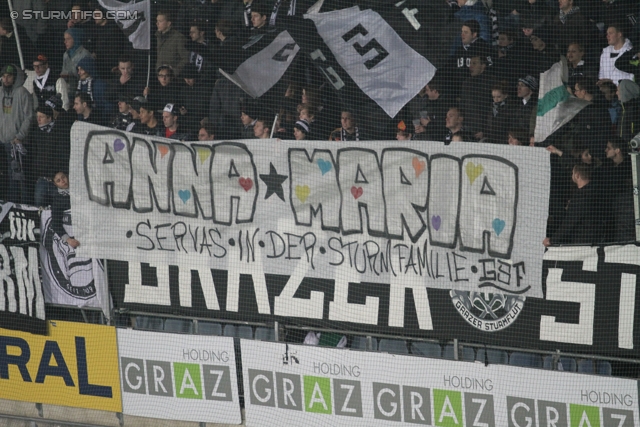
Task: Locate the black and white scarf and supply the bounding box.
[39,121,55,133]
[77,77,93,101]
[559,6,579,24]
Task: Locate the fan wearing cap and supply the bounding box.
[162,103,192,141]
[515,76,538,138]
[1,64,33,204]
[293,120,310,141]
[110,95,137,132]
[528,26,560,75]
[32,53,70,112]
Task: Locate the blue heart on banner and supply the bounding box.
[492,218,505,236]
[316,159,332,175]
[178,189,191,204]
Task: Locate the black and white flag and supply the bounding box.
[306,6,436,117]
[39,210,111,321]
[0,203,46,335]
[220,30,300,98]
[98,0,151,50]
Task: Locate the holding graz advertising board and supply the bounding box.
[70,123,548,318]
[117,330,241,424]
[242,340,639,427]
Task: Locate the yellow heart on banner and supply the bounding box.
[465,162,484,184]
[295,185,310,203]
[196,147,211,163]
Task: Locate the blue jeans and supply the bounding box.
[35,177,58,207]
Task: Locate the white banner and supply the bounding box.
[242,340,640,426]
[70,122,549,297]
[307,6,436,118]
[117,329,241,424]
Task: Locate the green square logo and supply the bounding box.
[570,404,600,427]
[173,363,203,399]
[433,389,463,427]
[303,375,332,414]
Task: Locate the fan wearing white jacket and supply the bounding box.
[599,24,634,85]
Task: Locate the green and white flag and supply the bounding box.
[535,57,589,143]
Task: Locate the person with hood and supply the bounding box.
[76,56,111,119]
[599,23,634,85]
[617,79,640,143]
[61,28,91,98]
[27,105,70,207]
[0,64,33,203]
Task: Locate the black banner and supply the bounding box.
[0,203,47,335]
[108,244,640,358]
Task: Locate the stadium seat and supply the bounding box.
[198,322,222,336]
[255,327,276,341]
[543,356,577,372]
[134,316,163,331]
[379,339,409,355]
[224,324,253,339]
[351,336,377,351]
[443,344,475,361]
[476,349,509,365]
[164,318,193,334]
[578,360,612,375]
[597,361,612,376]
[351,336,367,350]
[578,359,595,373]
[509,352,543,368]
[409,341,441,358]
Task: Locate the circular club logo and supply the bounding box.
[450,291,525,332]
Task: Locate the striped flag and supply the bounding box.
[535,57,590,143]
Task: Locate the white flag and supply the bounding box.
[221,31,300,98]
[535,57,589,142]
[98,0,151,50]
[308,6,436,118]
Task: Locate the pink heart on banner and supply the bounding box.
[239,177,253,192]
[351,186,363,199]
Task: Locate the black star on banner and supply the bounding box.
[259,163,288,201]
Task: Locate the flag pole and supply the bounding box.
[6,0,25,70]
[270,113,278,138]
[146,52,151,90]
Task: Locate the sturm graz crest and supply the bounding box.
[450,290,525,332]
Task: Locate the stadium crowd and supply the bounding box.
[0,0,639,246]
